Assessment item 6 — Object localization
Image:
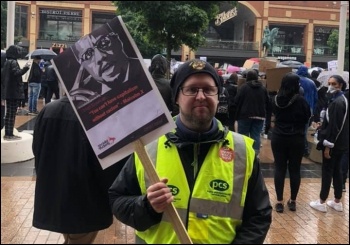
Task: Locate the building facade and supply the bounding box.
[14,1,117,55]
[12,1,348,68]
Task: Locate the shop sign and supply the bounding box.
[215,7,237,26]
[52,43,67,48]
[314,27,332,34]
[277,56,297,60]
[40,9,82,16]
[40,8,82,22]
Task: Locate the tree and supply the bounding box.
[120,11,164,58]
[327,20,349,71]
[112,1,236,61]
[1,1,7,49]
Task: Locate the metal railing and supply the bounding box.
[201,39,259,51]
[201,41,335,57]
[271,45,305,54]
[313,46,335,55]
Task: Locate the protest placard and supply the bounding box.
[52,16,175,169]
[52,16,192,244]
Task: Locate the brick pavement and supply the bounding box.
[1,176,348,244]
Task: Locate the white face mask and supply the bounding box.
[327,85,337,93]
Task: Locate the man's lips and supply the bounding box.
[193,104,208,109]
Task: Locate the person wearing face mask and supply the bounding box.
[310,75,349,213]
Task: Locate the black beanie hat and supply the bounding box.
[170,59,221,102]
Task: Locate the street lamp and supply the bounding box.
[337,1,348,73]
[6,1,15,48]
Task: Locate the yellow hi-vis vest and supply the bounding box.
[134,131,255,244]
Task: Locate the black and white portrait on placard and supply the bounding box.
[52,17,175,169]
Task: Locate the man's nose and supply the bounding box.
[195,89,206,99]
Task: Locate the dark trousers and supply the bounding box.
[341,152,349,186]
[46,82,60,104]
[320,149,344,201]
[1,103,5,129]
[41,84,48,104]
[271,134,304,201]
[4,99,20,136]
[62,231,98,244]
[20,83,28,107]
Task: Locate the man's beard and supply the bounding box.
[181,109,213,131]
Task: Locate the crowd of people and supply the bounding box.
[1,46,348,243]
[1,45,60,132]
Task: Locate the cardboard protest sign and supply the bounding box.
[243,59,255,69]
[265,67,292,92]
[51,16,175,170]
[259,58,277,73]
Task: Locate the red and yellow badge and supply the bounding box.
[219,146,234,162]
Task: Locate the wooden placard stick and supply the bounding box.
[134,139,193,244]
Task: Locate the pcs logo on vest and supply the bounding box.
[210,179,229,191]
[208,180,230,198]
[168,185,181,202]
[168,185,180,196]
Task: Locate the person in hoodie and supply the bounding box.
[2,45,30,140]
[296,65,318,156]
[233,69,270,157]
[149,54,173,114]
[271,72,311,213]
[109,59,272,244]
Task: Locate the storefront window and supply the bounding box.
[313,26,337,55]
[15,5,28,39]
[313,26,337,47]
[269,25,304,54]
[39,8,82,41]
[92,12,116,31]
[270,25,304,46]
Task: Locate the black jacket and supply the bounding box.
[3,45,29,99]
[272,94,311,136]
[313,87,328,123]
[233,80,270,121]
[109,117,272,244]
[1,51,6,100]
[46,64,58,83]
[32,96,128,233]
[152,73,173,113]
[28,61,42,83]
[317,90,349,153]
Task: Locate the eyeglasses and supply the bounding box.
[180,86,218,96]
[80,32,118,62]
